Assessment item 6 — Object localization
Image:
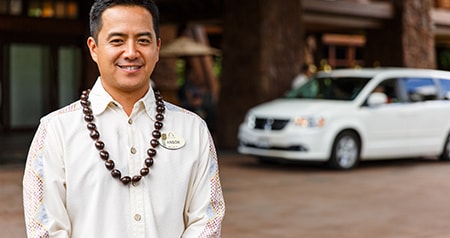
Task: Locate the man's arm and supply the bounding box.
[23,118,71,238]
[183,127,225,238]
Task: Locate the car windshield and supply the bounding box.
[285,76,371,100]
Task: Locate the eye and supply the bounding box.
[110,38,124,45]
[138,38,151,45]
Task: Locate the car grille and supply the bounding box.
[241,142,308,152]
[254,118,289,130]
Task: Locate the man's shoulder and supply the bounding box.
[165,101,206,123]
[165,101,197,116]
[41,100,82,123]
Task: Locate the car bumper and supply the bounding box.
[237,124,331,161]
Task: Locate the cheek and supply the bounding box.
[97,49,120,64]
[148,51,159,64]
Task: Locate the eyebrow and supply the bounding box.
[107,32,154,39]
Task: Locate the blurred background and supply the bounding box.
[2,0,450,150]
[4,1,450,237]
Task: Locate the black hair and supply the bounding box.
[301,64,309,72]
[89,0,160,41]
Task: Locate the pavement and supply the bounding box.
[0,131,32,238]
[3,132,450,237]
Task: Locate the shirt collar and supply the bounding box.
[89,77,157,118]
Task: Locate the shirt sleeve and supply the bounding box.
[182,126,225,238]
[23,117,71,238]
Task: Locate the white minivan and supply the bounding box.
[238,68,450,169]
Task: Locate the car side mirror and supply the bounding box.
[367,92,388,106]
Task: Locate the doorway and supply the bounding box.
[1,43,81,131]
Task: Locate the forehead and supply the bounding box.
[100,5,155,35]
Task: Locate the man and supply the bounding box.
[22,0,225,237]
[291,64,313,89]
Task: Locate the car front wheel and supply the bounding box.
[328,131,360,170]
[439,133,450,161]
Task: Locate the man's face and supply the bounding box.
[87,5,160,97]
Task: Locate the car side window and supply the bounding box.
[372,78,400,103]
[402,77,437,102]
[439,78,450,99]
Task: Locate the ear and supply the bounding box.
[87,37,98,63]
[156,38,161,62]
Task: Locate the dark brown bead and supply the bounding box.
[132,175,142,183]
[121,176,131,185]
[105,159,115,170]
[90,130,100,140]
[84,114,94,122]
[156,105,165,113]
[80,93,89,100]
[87,123,96,130]
[111,169,121,178]
[83,107,92,115]
[156,100,164,106]
[154,121,163,130]
[155,113,164,121]
[99,150,109,160]
[140,167,149,176]
[145,158,154,167]
[152,130,161,139]
[95,140,104,150]
[150,139,159,147]
[147,148,156,157]
[80,99,90,107]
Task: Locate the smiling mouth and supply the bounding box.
[118,65,142,70]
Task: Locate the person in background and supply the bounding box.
[22,0,225,237]
[291,64,313,89]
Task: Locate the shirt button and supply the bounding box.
[131,147,137,154]
[128,118,133,124]
[134,214,141,221]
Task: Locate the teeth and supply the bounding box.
[121,66,140,70]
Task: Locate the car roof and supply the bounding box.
[315,67,450,79]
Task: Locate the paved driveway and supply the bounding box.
[3,151,450,237]
[220,152,450,238]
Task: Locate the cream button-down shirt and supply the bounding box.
[23,79,225,238]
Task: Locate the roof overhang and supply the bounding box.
[302,0,393,32]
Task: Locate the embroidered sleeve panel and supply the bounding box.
[23,121,50,238]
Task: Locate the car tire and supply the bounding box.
[328,131,360,170]
[439,133,450,161]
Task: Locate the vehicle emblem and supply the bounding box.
[264,118,274,131]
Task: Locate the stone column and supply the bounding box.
[217,0,305,148]
[365,0,435,68]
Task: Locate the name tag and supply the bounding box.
[159,132,185,150]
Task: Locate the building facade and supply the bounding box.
[1,0,450,148]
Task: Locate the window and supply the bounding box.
[0,0,78,19]
[0,0,23,15]
[6,43,81,129]
[286,76,371,101]
[439,79,450,99]
[374,79,400,103]
[403,78,437,102]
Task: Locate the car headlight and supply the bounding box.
[246,114,256,129]
[294,116,325,128]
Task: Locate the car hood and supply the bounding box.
[248,99,353,118]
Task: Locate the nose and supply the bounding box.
[123,41,139,60]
